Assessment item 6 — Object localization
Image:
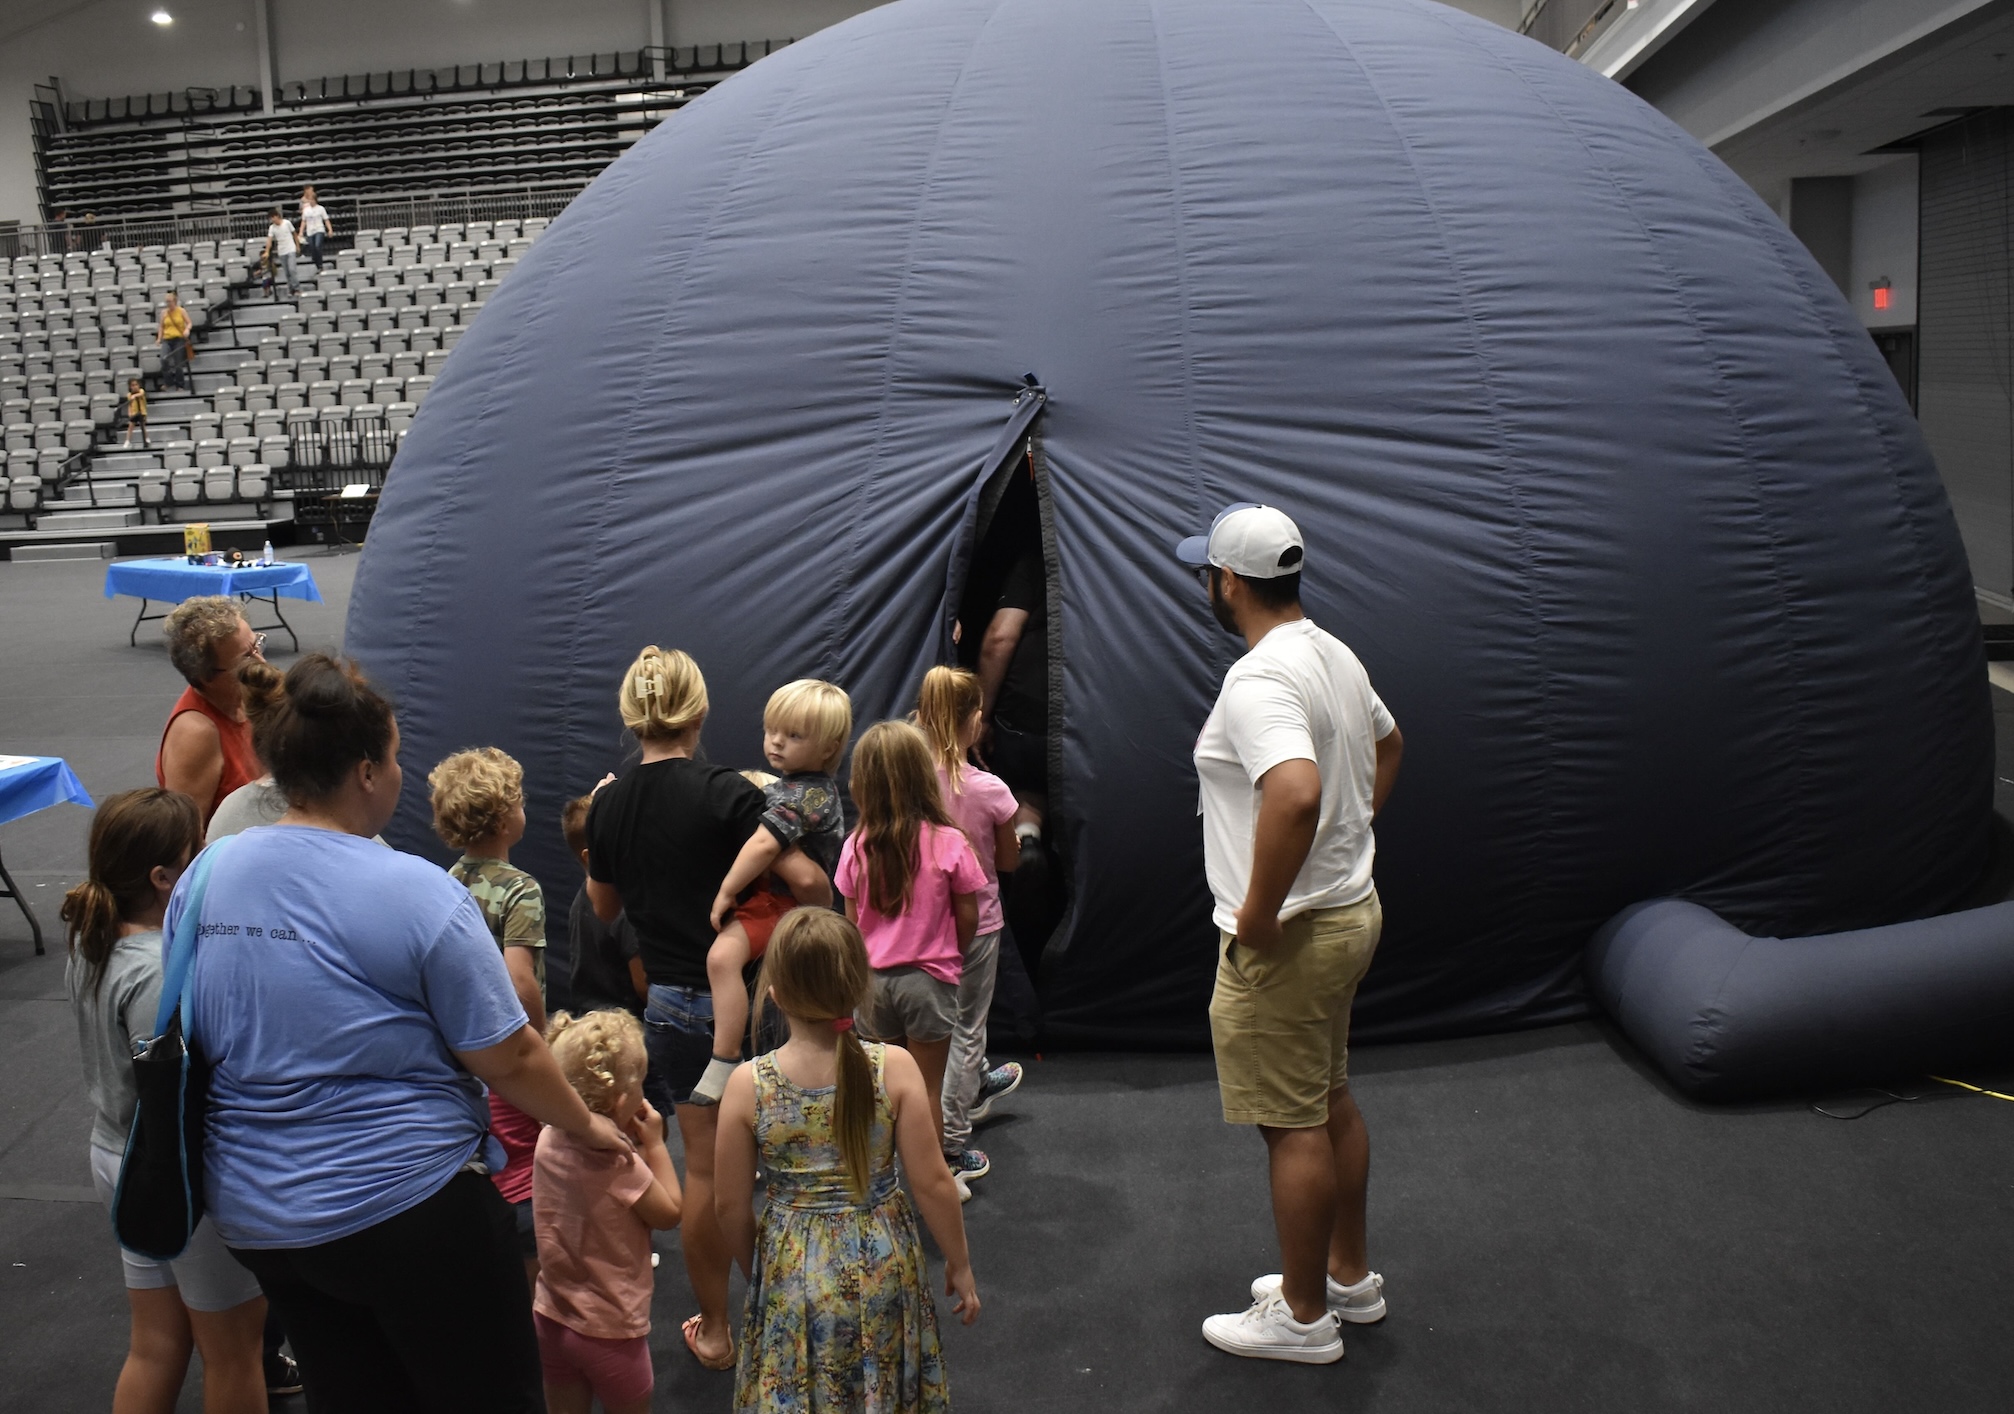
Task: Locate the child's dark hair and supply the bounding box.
[60,789,201,996]
[848,721,954,916]
[240,653,394,805]
[756,909,876,1198]
[561,794,593,857]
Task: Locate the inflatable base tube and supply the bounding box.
[1587,899,2014,1102]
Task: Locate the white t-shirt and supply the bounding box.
[299,203,329,237]
[268,219,297,256]
[1193,618,1395,933]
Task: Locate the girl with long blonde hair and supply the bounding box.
[831,721,987,1152]
[716,908,976,1413]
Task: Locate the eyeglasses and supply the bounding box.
[217,633,266,676]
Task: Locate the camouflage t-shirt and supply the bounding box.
[449,855,546,1000]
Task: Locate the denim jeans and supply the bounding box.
[643,983,715,1110]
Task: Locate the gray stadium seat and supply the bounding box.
[244,385,275,413]
[7,475,37,512]
[194,438,227,469]
[238,464,269,500]
[136,469,168,505]
[228,436,259,467]
[64,419,92,451]
[90,392,118,426]
[37,446,66,481]
[235,362,264,388]
[339,378,371,408]
[161,440,193,471]
[385,401,416,435]
[214,387,243,415]
[405,375,435,404]
[204,467,236,501]
[254,409,284,439]
[189,412,220,442]
[371,377,403,406]
[35,420,65,450]
[260,434,290,470]
[170,468,202,503]
[308,381,339,409]
[221,411,251,440]
[276,382,307,411]
[392,351,422,379]
[422,350,449,376]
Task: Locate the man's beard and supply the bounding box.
[1208,574,1240,635]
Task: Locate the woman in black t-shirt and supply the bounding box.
[582,646,761,1371]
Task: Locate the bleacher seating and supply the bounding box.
[0,217,542,530]
[36,46,773,223]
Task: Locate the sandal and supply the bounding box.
[682,1313,735,1371]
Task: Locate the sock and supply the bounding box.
[1015,821,1041,845]
[689,1056,739,1105]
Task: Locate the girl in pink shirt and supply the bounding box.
[833,721,985,1149]
[534,1011,684,1414]
[916,667,1023,1194]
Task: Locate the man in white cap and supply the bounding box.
[1175,502,1403,1364]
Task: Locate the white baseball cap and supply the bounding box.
[1174,503,1306,579]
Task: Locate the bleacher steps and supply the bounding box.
[12,541,118,562]
[34,508,141,530]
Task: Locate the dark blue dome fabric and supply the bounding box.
[345,0,1992,1047]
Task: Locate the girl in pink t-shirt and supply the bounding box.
[533,1011,684,1414]
[916,667,1023,1193]
[833,720,985,1148]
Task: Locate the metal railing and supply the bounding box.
[1,182,584,259]
[58,41,786,129]
[284,414,396,479]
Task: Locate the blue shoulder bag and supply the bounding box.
[112,836,232,1261]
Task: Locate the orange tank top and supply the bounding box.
[156,685,261,825]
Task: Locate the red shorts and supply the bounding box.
[734,888,794,960]
[534,1311,652,1406]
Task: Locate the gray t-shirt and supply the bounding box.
[66,930,164,1154]
[206,778,287,843]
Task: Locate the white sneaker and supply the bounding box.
[1201,1293,1345,1364]
[1249,1270,1386,1324]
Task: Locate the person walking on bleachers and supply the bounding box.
[157,292,193,393]
[157,597,265,830]
[122,378,149,449]
[298,187,332,271]
[262,209,299,301]
[63,788,272,1414]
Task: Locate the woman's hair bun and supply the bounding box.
[236,657,285,721]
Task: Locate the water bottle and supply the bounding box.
[261,540,274,566]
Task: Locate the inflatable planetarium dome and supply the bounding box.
[347,0,1994,1051]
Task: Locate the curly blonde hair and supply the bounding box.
[428,747,524,850]
[546,1010,646,1115]
[163,596,247,686]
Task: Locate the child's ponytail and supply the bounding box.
[758,908,877,1199]
[832,1019,876,1200]
[61,788,202,996]
[915,666,983,796]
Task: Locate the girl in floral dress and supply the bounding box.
[716,908,978,1414]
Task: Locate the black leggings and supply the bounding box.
[230,1171,541,1414]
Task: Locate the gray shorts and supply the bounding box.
[861,966,959,1043]
[89,1144,263,1311]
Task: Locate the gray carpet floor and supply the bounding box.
[0,552,2010,1412]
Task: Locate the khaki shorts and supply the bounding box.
[861,966,959,1043]
[1209,890,1382,1128]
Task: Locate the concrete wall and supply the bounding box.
[1851,155,1917,329]
[0,0,886,227]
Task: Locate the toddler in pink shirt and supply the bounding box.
[533,1010,683,1414]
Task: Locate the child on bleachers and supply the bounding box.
[694,679,853,1103]
[536,1010,683,1414]
[429,747,547,1288]
[560,794,646,1017]
[915,666,1025,1194]
[832,721,985,1171]
[716,908,976,1411]
[120,378,147,449]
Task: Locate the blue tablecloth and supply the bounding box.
[0,757,93,828]
[103,558,323,605]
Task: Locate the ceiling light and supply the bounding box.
[151,9,173,24]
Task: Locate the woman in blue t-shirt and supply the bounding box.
[169,655,628,1412]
